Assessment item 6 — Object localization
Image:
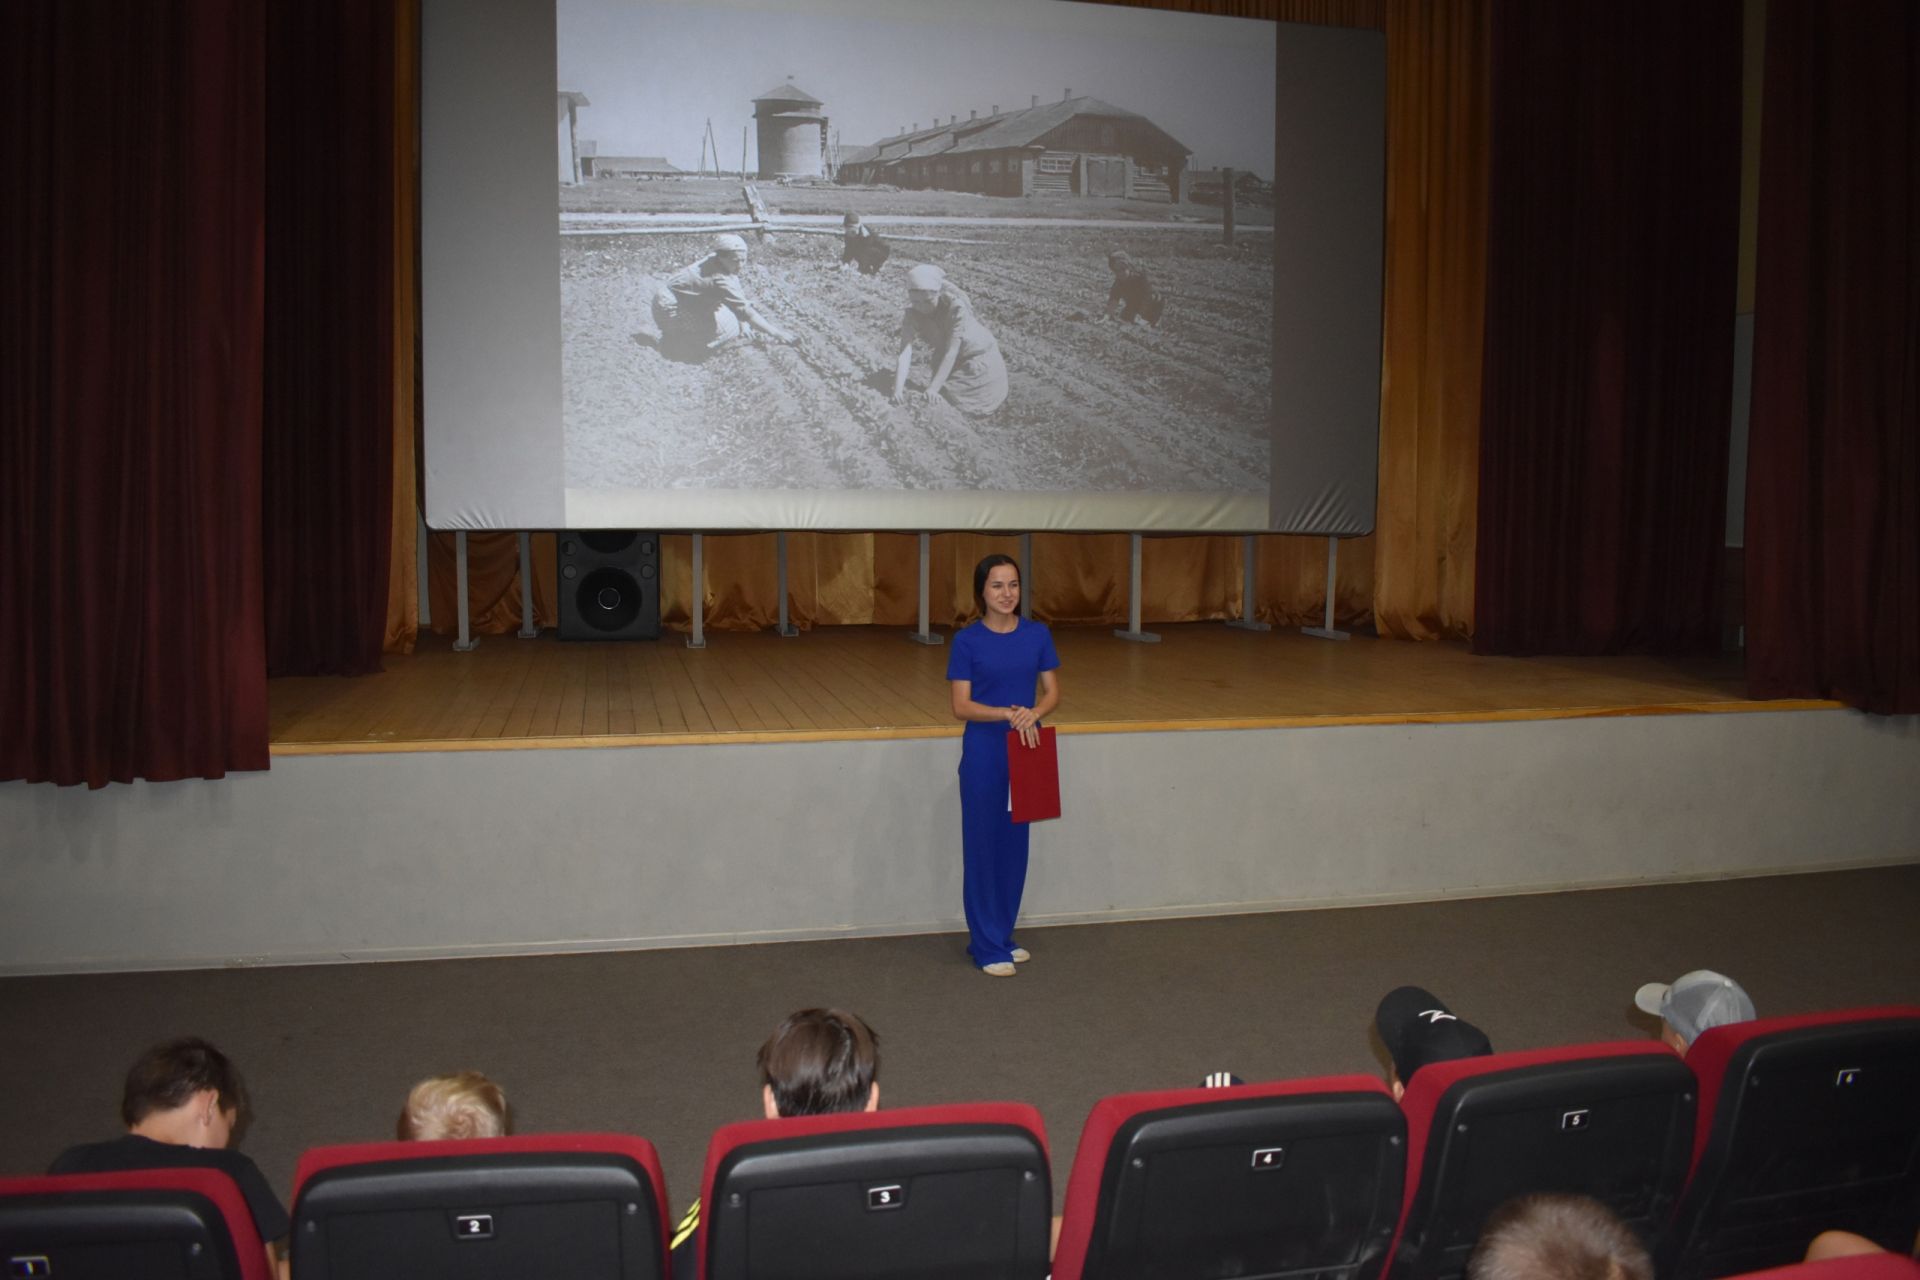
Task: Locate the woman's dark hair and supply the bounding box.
[972,554,1019,614]
[758,1009,880,1118]
[120,1037,249,1127]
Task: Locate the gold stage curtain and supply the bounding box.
[652,532,1373,634]
[1371,0,1488,641]
[384,0,421,654]
[414,532,1373,639]
[426,532,559,636]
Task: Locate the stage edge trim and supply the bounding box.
[268,698,1848,756]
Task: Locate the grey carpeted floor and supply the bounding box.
[2,865,1915,1213]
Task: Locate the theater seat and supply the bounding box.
[1721,1255,1920,1280]
[1052,1074,1405,1280]
[696,1102,1051,1280]
[290,1132,670,1279]
[1388,1041,1696,1280]
[1665,1005,1920,1280]
[0,1168,271,1280]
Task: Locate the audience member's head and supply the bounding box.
[119,1036,250,1149]
[758,1008,881,1119]
[1467,1194,1653,1280]
[1633,969,1754,1052]
[397,1071,509,1141]
[1375,986,1493,1099]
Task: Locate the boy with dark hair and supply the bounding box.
[50,1037,290,1279]
[756,1006,882,1118]
[1467,1193,1653,1280]
[672,1009,880,1278]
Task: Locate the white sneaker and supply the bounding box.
[981,962,1017,977]
[1010,948,1031,963]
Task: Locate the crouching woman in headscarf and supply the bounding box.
[651,233,795,357]
[889,263,1008,416]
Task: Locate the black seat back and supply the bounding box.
[1390,1043,1696,1280]
[1667,1007,1920,1280]
[1054,1076,1405,1280]
[700,1103,1052,1280]
[290,1134,670,1280]
[0,1170,264,1280]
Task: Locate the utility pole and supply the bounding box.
[1222,166,1236,246]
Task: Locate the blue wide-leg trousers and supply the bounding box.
[958,734,1029,966]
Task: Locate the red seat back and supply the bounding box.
[1667,1006,1920,1280]
[1721,1255,1920,1280]
[698,1102,1051,1280]
[291,1132,670,1279]
[0,1168,270,1280]
[1389,1041,1695,1280]
[1053,1074,1404,1280]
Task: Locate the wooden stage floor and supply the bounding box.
[267,624,1836,755]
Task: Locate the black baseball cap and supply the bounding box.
[1375,986,1493,1084]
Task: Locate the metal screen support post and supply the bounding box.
[686,532,707,649]
[1227,533,1271,631]
[908,530,943,645]
[453,531,478,651]
[1302,536,1350,641]
[1114,532,1161,643]
[517,532,539,638]
[1019,532,1033,620]
[416,513,432,630]
[775,532,799,637]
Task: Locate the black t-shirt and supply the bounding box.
[48,1134,291,1244]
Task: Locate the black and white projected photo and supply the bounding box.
[556,0,1277,498]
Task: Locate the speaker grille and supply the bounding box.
[557,531,661,640]
[576,568,643,632]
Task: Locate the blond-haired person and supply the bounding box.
[396,1070,509,1142]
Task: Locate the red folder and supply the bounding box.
[1006,726,1061,823]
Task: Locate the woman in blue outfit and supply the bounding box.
[946,555,1061,977]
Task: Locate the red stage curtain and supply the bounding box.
[1,1,267,787]
[1472,0,1742,656]
[1745,2,1919,714]
[262,0,395,676]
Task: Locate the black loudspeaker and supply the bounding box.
[557,532,660,640]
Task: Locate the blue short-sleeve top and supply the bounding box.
[947,619,1059,739]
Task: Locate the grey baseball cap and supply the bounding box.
[1635,970,1756,1044]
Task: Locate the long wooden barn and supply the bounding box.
[836,93,1191,201]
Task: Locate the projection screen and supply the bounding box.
[421,0,1382,533]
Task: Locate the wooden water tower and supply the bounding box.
[753,81,826,179]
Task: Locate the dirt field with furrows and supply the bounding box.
[561,223,1272,493]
